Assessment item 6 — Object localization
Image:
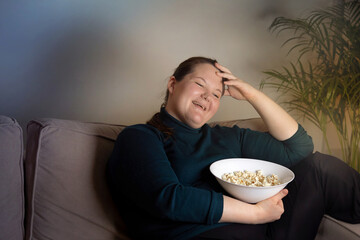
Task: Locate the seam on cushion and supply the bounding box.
[32,118,126,126]
[28,120,126,141]
[44,126,123,142]
[30,119,126,129]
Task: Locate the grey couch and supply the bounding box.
[0,115,359,240]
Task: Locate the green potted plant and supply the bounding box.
[261,1,360,171]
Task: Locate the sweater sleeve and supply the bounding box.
[107,125,223,225]
[239,124,314,167]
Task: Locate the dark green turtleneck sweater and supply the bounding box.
[107,108,314,240]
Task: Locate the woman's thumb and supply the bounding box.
[278,189,288,199]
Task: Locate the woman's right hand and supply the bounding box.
[220,189,288,224]
[216,62,299,141]
[215,62,258,101]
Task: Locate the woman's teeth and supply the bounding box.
[193,101,206,111]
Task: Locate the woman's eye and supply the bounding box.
[195,82,203,87]
[213,94,220,99]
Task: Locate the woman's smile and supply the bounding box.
[192,100,207,111]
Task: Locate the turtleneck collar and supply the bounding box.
[160,107,203,134]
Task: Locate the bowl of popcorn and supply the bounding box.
[209,158,295,203]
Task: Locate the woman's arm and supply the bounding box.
[220,189,288,224]
[215,63,298,141]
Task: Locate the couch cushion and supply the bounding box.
[0,115,25,240]
[315,215,360,240]
[24,118,130,240]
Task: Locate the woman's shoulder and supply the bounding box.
[118,123,165,141]
[122,123,162,134]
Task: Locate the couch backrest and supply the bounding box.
[24,118,130,240]
[0,116,24,240]
[208,118,268,132]
[24,117,267,240]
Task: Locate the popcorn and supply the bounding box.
[221,170,280,187]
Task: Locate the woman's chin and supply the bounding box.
[187,116,207,128]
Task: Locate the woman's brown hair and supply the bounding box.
[147,56,225,136]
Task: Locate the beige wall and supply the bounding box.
[0,0,335,152]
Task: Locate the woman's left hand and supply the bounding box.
[215,62,257,101]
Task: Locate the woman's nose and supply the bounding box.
[201,92,209,101]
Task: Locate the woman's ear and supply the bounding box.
[167,76,176,94]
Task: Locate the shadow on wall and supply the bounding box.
[0,1,126,131]
[32,19,123,118]
[0,0,335,146]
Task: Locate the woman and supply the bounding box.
[107,57,360,240]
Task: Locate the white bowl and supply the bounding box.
[210,158,294,203]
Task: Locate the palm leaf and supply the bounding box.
[262,1,360,170]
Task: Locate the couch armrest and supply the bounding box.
[0,116,24,240]
[315,215,360,240]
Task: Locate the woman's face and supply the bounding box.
[165,63,223,128]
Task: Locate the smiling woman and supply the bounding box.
[147,57,227,134]
[165,63,223,128]
[106,56,360,240]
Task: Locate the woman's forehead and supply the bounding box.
[190,64,222,83]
